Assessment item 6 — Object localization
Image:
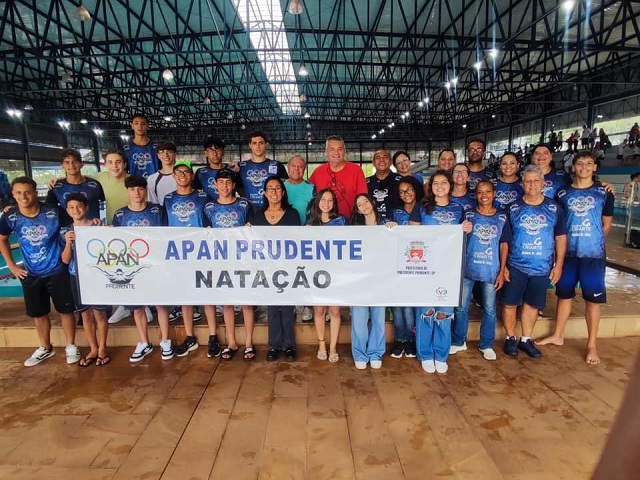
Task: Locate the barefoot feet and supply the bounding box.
[535,334,564,346]
[586,347,600,365]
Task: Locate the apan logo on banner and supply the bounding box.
[87,237,151,289]
[404,240,428,263]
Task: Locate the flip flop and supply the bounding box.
[221,347,238,361]
[96,356,110,367]
[243,347,256,361]
[79,356,97,368]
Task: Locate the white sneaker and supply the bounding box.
[234,306,242,316]
[130,342,153,363]
[480,347,497,361]
[435,360,449,374]
[160,340,174,360]
[422,359,436,373]
[301,307,313,321]
[24,346,55,367]
[354,361,367,370]
[108,305,131,324]
[370,360,382,369]
[215,306,224,317]
[145,307,154,323]
[65,344,81,364]
[449,342,467,355]
[193,306,203,322]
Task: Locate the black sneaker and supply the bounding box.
[207,335,221,358]
[390,341,406,358]
[284,348,296,362]
[176,336,199,357]
[518,339,542,358]
[169,306,182,323]
[193,306,203,322]
[504,336,518,357]
[404,341,417,358]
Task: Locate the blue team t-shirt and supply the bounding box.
[112,203,165,227]
[237,159,288,209]
[204,198,253,228]
[392,207,412,225]
[507,197,567,276]
[542,169,571,199]
[494,179,523,210]
[163,190,210,227]
[0,204,64,277]
[468,169,495,191]
[45,178,105,225]
[464,209,512,283]
[557,183,614,259]
[123,141,159,178]
[193,165,237,201]
[450,192,477,211]
[409,201,465,225]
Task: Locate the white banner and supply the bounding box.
[75,225,464,307]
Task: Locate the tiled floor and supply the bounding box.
[0,337,638,479]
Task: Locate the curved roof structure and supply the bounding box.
[1,0,639,144]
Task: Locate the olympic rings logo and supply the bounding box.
[86,237,150,264]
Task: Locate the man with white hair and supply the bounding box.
[501,165,567,359]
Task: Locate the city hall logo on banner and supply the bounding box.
[435,286,448,300]
[87,237,151,289]
[404,240,428,263]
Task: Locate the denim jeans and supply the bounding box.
[350,306,386,363]
[452,278,497,350]
[391,306,415,343]
[267,306,296,350]
[415,307,453,362]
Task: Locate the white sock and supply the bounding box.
[520,336,531,342]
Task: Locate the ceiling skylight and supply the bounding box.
[234,0,302,115]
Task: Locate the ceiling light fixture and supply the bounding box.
[93,128,103,136]
[474,61,482,70]
[462,124,467,129]
[489,49,498,59]
[288,0,304,15]
[162,68,174,81]
[562,0,575,11]
[24,104,33,111]
[303,111,310,119]
[163,116,173,122]
[424,97,429,104]
[306,123,311,128]
[6,109,23,119]
[451,77,458,86]
[74,5,91,21]
[371,135,376,139]
[298,64,309,76]
[80,119,88,124]
[444,81,451,90]
[58,120,70,130]
[203,97,211,105]
[418,101,424,107]
[299,93,307,102]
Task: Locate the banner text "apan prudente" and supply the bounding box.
[165,239,363,261]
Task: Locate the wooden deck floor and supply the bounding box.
[0,336,638,480]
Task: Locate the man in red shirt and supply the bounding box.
[309,136,367,218]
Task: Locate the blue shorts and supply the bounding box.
[556,257,607,303]
[500,265,549,310]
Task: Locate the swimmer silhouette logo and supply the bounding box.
[86,237,151,289]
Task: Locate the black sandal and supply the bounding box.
[244,347,256,361]
[221,347,238,361]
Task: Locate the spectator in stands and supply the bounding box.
[581,125,591,149]
[629,122,639,146]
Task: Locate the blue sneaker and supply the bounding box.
[504,336,518,357]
